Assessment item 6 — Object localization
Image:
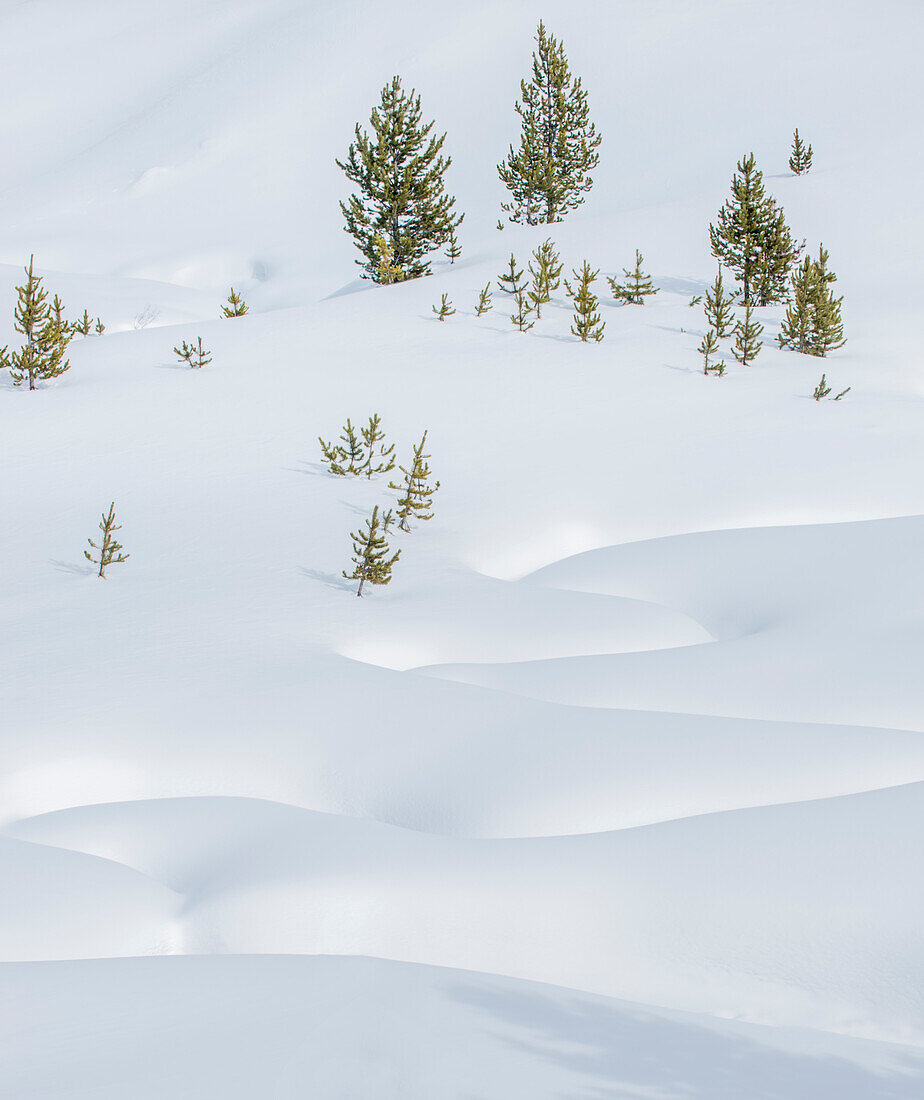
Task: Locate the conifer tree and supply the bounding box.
[475,283,493,315]
[778,255,816,354]
[497,253,524,296]
[359,413,396,478]
[221,288,248,317]
[731,299,764,366]
[445,227,461,263]
[698,328,723,375]
[703,266,735,336]
[381,507,395,535]
[389,430,439,530]
[710,153,799,305]
[337,76,463,283]
[564,261,605,342]
[511,286,535,331]
[809,244,846,356]
[370,232,403,285]
[813,373,850,401]
[74,309,92,336]
[432,293,455,321]
[319,418,364,476]
[174,336,211,369]
[4,256,71,389]
[343,505,400,597]
[789,128,813,174]
[607,250,659,305]
[498,22,602,224]
[528,238,562,318]
[84,502,129,578]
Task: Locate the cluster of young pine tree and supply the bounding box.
[1,255,105,390]
[319,415,439,596]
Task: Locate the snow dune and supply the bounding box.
[1,0,923,1094]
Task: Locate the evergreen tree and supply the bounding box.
[607,250,659,305]
[432,293,455,321]
[810,244,846,356]
[731,299,764,365]
[710,153,799,305]
[343,505,400,597]
[445,227,461,263]
[370,232,403,285]
[389,430,439,530]
[5,256,71,389]
[319,418,364,476]
[475,282,493,315]
[337,76,463,282]
[221,288,248,317]
[564,261,605,342]
[74,309,92,336]
[84,502,129,578]
[359,413,396,478]
[497,21,602,224]
[778,255,816,354]
[813,373,850,401]
[174,337,211,369]
[698,328,724,375]
[511,286,535,331]
[497,253,524,296]
[528,238,562,318]
[789,128,813,174]
[703,266,735,336]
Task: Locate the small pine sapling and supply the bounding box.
[389,430,439,530]
[607,250,658,305]
[497,253,524,295]
[528,238,562,318]
[381,508,395,535]
[511,286,535,331]
[789,128,813,175]
[359,413,396,478]
[319,418,364,476]
[6,255,71,389]
[371,232,403,285]
[84,502,129,578]
[731,299,764,366]
[564,261,605,342]
[342,505,400,597]
[174,336,212,369]
[432,293,455,321]
[704,267,735,337]
[813,373,850,401]
[94,318,106,335]
[698,328,722,375]
[445,227,461,263]
[475,282,493,315]
[74,309,92,336]
[496,219,504,231]
[221,288,249,317]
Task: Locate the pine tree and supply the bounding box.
[74,309,92,336]
[813,373,832,400]
[357,413,396,478]
[789,128,813,174]
[496,253,534,330]
[343,505,400,597]
[370,232,403,285]
[497,253,524,296]
[698,328,723,375]
[432,293,455,321]
[703,266,735,336]
[174,337,211,369]
[51,294,73,342]
[778,255,817,354]
[565,261,605,342]
[337,76,463,283]
[497,21,602,224]
[445,227,461,263]
[511,286,535,331]
[731,299,764,365]
[84,502,129,578]
[528,238,562,318]
[710,153,799,305]
[475,282,493,315]
[319,418,364,476]
[810,244,846,356]
[607,250,659,305]
[221,288,248,317]
[5,256,71,389]
[389,430,439,530]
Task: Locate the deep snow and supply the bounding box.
[2,0,923,1095]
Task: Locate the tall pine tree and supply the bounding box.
[337,76,462,282]
[497,22,602,224]
[710,153,799,306]
[4,256,71,390]
[565,261,605,342]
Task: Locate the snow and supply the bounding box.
[1,0,923,1095]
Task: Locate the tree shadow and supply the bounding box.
[298,567,353,592]
[657,276,710,298]
[445,979,924,1099]
[51,559,96,576]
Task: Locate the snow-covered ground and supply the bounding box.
[2,0,923,1095]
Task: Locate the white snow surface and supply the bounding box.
[2,0,924,1095]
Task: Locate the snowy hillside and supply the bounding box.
[2,0,924,1096]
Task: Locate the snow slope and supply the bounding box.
[2,0,924,1095]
